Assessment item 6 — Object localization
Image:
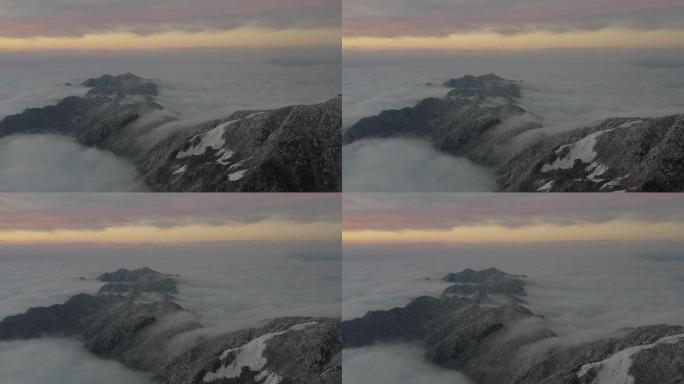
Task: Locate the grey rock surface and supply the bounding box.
[343,268,684,384]
[0,74,341,192]
[0,267,341,384]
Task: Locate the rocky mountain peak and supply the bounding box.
[97,267,178,295]
[441,267,527,302]
[443,73,521,98]
[82,73,159,98]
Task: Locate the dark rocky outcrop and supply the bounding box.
[82,73,159,98]
[0,74,341,192]
[343,268,684,384]
[344,73,684,192]
[0,267,341,384]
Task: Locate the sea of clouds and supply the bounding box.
[0,47,340,191]
[0,135,147,192]
[343,241,684,383]
[0,241,341,384]
[343,48,684,192]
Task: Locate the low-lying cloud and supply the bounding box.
[343,138,497,192]
[343,344,473,384]
[0,339,152,384]
[0,135,147,192]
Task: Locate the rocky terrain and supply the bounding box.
[343,74,684,192]
[343,268,684,384]
[0,267,342,384]
[0,74,341,192]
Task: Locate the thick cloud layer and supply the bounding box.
[0,0,339,38]
[343,344,473,384]
[0,135,147,192]
[343,139,497,192]
[342,49,684,192]
[0,339,152,384]
[344,0,684,37]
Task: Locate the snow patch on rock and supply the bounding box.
[537,180,554,192]
[203,322,318,383]
[176,113,264,160]
[577,333,684,384]
[229,169,248,182]
[176,120,236,159]
[541,129,614,173]
[618,120,643,129]
[172,165,187,175]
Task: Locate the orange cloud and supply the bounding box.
[343,27,684,51]
[343,220,684,245]
[0,27,339,52]
[0,220,340,245]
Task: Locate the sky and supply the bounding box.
[0,0,340,51]
[343,194,684,245]
[0,194,341,245]
[343,0,684,50]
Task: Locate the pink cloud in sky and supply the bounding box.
[0,0,339,38]
[342,194,684,231]
[343,0,684,37]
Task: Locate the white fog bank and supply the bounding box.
[0,135,147,192]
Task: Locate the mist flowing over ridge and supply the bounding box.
[344,267,684,384]
[345,72,684,192]
[342,50,684,192]
[0,73,341,192]
[0,266,342,384]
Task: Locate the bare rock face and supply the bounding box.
[0,74,341,192]
[344,73,684,191]
[343,268,684,384]
[0,268,341,384]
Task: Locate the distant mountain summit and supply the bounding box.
[345,74,684,192]
[0,74,341,192]
[344,268,684,384]
[0,267,341,384]
[82,73,159,97]
[443,73,522,98]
